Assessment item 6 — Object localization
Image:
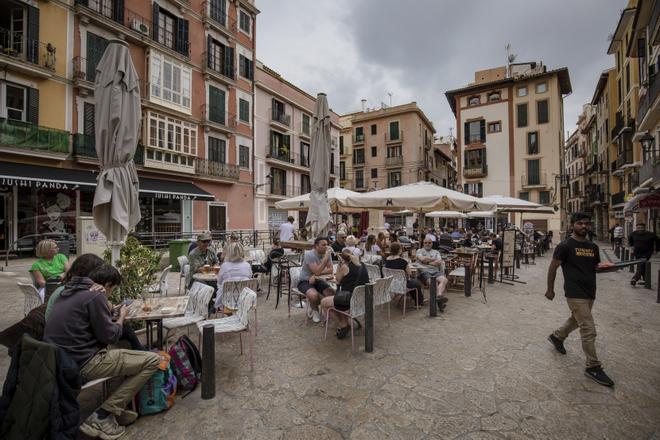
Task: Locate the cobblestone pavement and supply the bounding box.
[1,245,659,439]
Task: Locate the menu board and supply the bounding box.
[502,229,516,268]
[77,216,107,257]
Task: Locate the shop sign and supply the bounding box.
[639,194,660,209]
[0,178,78,191]
[152,192,193,200]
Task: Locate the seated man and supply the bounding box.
[415,238,449,305]
[187,232,219,287]
[297,237,335,323]
[44,267,160,438]
[331,231,347,260]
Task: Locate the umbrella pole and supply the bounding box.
[111,242,122,266]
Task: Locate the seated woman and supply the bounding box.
[362,234,382,264]
[215,242,253,312]
[376,232,389,253]
[344,235,363,258]
[320,249,369,339]
[384,242,424,305]
[30,240,71,300]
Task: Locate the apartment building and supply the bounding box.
[338,113,356,189]
[253,61,340,231]
[0,0,259,252]
[445,62,571,237]
[431,136,458,190]
[564,129,586,215]
[340,102,435,192]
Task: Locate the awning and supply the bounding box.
[0,162,214,201]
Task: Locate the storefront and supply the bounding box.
[0,162,214,251]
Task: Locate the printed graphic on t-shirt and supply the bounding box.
[575,247,596,258]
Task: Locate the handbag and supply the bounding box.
[334,290,352,308]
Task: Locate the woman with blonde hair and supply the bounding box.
[30,240,71,298]
[215,242,253,310]
[344,235,362,258]
[320,249,369,339]
[362,234,382,263]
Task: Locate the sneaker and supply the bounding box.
[548,334,567,354]
[79,413,126,440]
[116,409,138,426]
[584,366,614,387]
[311,310,321,323]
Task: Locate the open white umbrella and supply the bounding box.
[342,181,495,212]
[92,40,141,263]
[426,211,467,219]
[275,187,359,212]
[467,211,496,218]
[306,93,333,238]
[479,195,550,213]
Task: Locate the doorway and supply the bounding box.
[209,204,227,232]
[0,193,8,251]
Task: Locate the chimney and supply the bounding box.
[361,99,367,112]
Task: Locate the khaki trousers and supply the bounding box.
[554,298,601,368]
[81,349,161,416]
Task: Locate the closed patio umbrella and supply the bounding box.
[306,93,332,238]
[92,40,141,263]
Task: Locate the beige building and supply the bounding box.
[431,136,458,190]
[564,129,586,215]
[339,102,435,192]
[445,62,571,237]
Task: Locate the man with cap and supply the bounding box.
[187,232,219,287]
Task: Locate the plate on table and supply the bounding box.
[161,307,176,314]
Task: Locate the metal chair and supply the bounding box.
[323,285,368,351]
[163,282,215,342]
[17,282,43,316]
[372,276,394,325]
[382,268,419,318]
[364,263,382,283]
[221,278,260,336]
[177,255,190,294]
[147,265,172,296]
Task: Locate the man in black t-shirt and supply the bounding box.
[545,212,614,387]
[628,222,660,286]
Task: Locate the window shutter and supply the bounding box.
[27,6,39,64]
[113,0,124,25]
[480,120,486,142]
[207,35,213,68]
[247,58,254,80]
[152,3,160,41]
[83,103,95,137]
[225,46,235,79]
[86,33,109,83]
[463,121,469,145]
[176,18,189,56]
[27,87,39,125]
[464,183,468,194]
[478,183,483,197]
[463,152,468,168]
[209,86,225,123]
[482,148,487,172]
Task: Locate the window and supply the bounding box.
[527,159,540,185]
[300,142,309,167]
[371,168,378,178]
[371,146,377,157]
[539,191,550,205]
[146,112,198,166]
[208,137,226,163]
[301,174,311,194]
[487,121,501,133]
[206,37,235,79]
[537,100,549,124]
[388,121,400,140]
[6,84,26,121]
[519,191,529,201]
[157,9,176,50]
[239,10,251,34]
[239,145,250,168]
[387,145,402,157]
[536,82,547,94]
[464,120,485,144]
[527,131,539,155]
[464,149,486,171]
[388,171,401,187]
[517,86,527,97]
[339,161,345,179]
[468,96,480,106]
[302,114,310,135]
[209,0,227,25]
[239,55,254,80]
[269,130,290,159]
[355,127,364,142]
[625,63,630,92]
[355,169,364,188]
[517,103,528,127]
[371,124,377,135]
[463,182,483,197]
[488,91,501,102]
[239,98,250,123]
[353,148,365,165]
[270,168,287,195]
[86,32,109,83]
[153,5,189,56]
[208,86,226,124]
[150,51,192,110]
[339,136,344,155]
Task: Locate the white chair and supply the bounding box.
[382,268,419,318]
[373,276,394,325]
[221,278,260,336]
[147,265,172,296]
[197,287,257,371]
[287,266,310,322]
[364,263,382,283]
[163,282,215,342]
[17,282,43,316]
[177,255,190,294]
[323,285,368,351]
[247,249,267,291]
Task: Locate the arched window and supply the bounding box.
[488,91,501,102]
[468,96,480,106]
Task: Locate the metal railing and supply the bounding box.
[385,156,403,167]
[611,191,625,205]
[521,172,547,187]
[270,184,300,197]
[463,165,488,177]
[0,27,56,71]
[385,130,403,142]
[195,157,240,180]
[270,108,291,127]
[202,51,235,80]
[353,134,365,143]
[200,0,238,34]
[616,148,634,169]
[72,134,145,165]
[267,147,298,164]
[0,120,69,153]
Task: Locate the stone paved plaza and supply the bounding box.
[1,246,659,439]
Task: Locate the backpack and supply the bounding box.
[168,335,202,396]
[137,351,177,415]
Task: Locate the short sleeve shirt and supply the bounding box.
[416,248,441,260]
[279,222,295,242]
[553,237,600,299]
[301,250,323,281]
[30,254,68,281]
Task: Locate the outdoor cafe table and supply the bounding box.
[280,240,314,251]
[126,296,189,350]
[193,272,218,284]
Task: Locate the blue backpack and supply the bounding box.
[137,351,177,415]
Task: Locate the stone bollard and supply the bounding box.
[657,270,660,303]
[429,275,438,318]
[201,324,216,399]
[364,283,374,352]
[488,257,494,284]
[464,266,471,297]
[645,261,652,289]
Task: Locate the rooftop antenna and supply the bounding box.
[505,43,517,77]
[387,92,393,106]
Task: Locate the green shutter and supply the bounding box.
[86,33,109,83]
[26,6,39,64]
[208,86,225,124]
[27,87,39,125]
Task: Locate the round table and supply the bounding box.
[192,272,218,283]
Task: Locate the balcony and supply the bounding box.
[195,158,239,181]
[464,165,488,178]
[73,133,144,165]
[270,108,291,128]
[0,120,69,155]
[200,0,238,38]
[385,156,403,167]
[266,146,300,166]
[588,190,608,205]
[521,172,547,188]
[0,27,56,78]
[638,72,660,130]
[385,130,403,143]
[353,134,365,144]
[202,51,235,85]
[616,148,634,169]
[466,134,483,145]
[639,155,660,184]
[201,105,237,133]
[611,191,625,206]
[611,112,624,140]
[269,184,300,198]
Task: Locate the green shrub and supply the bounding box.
[103,236,161,304]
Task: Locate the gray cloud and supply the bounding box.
[257,0,624,135]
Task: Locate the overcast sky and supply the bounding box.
[256,0,625,137]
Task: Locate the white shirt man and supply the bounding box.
[279,216,296,242]
[415,238,449,301]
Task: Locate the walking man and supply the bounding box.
[628,222,660,286]
[545,212,614,387]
